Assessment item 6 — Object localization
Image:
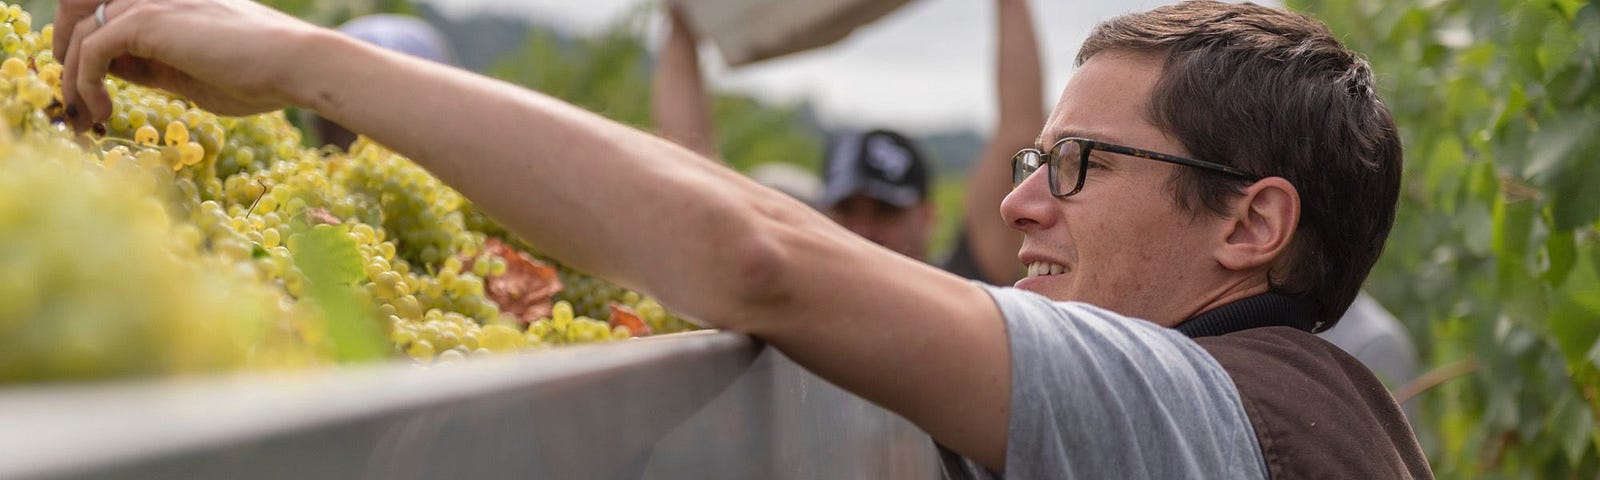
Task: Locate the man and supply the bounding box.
[58,0,1429,477]
[815,128,936,260]
[652,0,1043,282]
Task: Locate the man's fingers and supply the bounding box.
[52,0,104,64]
[70,5,143,130]
[58,13,100,131]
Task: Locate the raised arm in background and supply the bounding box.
[651,4,720,160]
[962,0,1045,285]
[56,0,1011,470]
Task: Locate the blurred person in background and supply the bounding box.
[652,0,1043,284]
[814,127,937,260]
[1324,292,1418,389]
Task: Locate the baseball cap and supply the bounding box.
[818,129,931,209]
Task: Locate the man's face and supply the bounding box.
[827,194,933,260]
[1000,52,1229,326]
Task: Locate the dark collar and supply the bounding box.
[1174,292,1317,338]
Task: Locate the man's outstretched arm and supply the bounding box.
[58,0,1013,471]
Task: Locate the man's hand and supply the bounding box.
[54,0,317,131]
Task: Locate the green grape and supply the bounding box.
[165,121,190,147]
[437,349,466,363]
[472,256,491,277]
[134,125,160,146]
[406,340,436,362]
[552,301,574,324]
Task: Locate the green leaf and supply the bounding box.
[289,224,385,362]
[1461,201,1496,257]
[1551,260,1600,365]
[1425,136,1468,213]
[1546,228,1578,286]
[1542,116,1600,230]
[1490,83,1528,134]
[1493,193,1537,272]
[1466,157,1501,204]
[1537,20,1579,80]
[290,224,365,286]
[1524,115,1590,181]
[1540,385,1591,466]
[1590,339,1600,372]
[1458,43,1496,70]
[1509,3,1555,79]
[1553,0,1586,18]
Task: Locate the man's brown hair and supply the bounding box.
[1079,0,1402,330]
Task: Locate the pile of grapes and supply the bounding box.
[0,3,697,383]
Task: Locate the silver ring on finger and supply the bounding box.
[94,2,110,28]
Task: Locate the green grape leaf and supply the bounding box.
[1551,269,1600,366]
[289,224,385,362]
[1458,43,1496,70]
[1546,228,1578,287]
[290,224,364,286]
[1537,21,1579,81]
[1492,194,1536,275]
[1466,158,1500,205]
[1553,0,1586,19]
[1544,117,1600,230]
[1461,201,1496,256]
[1555,388,1597,466]
[1425,136,1467,213]
[1490,83,1527,134]
[1591,339,1600,373]
[1545,61,1596,109]
[1509,4,1554,78]
[1524,115,1590,181]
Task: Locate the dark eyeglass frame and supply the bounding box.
[1012,137,1261,198]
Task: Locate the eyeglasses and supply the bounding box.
[1011,137,1261,197]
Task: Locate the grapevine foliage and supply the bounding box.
[1289,0,1600,476]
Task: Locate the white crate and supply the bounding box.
[0,332,939,480]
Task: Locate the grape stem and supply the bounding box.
[244,180,267,217]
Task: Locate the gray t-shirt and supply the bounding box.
[942,285,1270,479]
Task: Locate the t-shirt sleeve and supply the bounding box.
[941,285,1270,480]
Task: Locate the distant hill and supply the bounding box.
[916,130,984,180]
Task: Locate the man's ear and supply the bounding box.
[1216,177,1299,272]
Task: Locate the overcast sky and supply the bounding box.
[428,0,1281,134]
